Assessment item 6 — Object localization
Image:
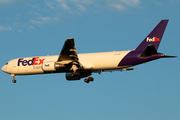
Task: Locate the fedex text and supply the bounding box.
[146,37,160,42]
[18,57,45,66]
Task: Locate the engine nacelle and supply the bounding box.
[42,62,65,72]
[66,72,81,80]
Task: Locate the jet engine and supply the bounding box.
[66,72,81,80]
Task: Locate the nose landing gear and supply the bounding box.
[11,74,17,83]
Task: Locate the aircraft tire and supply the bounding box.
[88,77,94,82]
[84,79,89,83]
[12,80,16,83]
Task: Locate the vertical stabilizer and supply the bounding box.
[135,20,169,51]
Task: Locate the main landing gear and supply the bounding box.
[84,77,94,83]
[70,72,94,83]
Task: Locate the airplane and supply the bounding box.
[1,19,176,83]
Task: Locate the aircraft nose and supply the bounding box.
[1,65,7,72]
[1,65,11,74]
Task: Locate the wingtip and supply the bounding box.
[67,38,74,40]
[65,38,74,42]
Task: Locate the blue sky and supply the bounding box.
[0,0,180,120]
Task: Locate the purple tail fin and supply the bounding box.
[135,20,169,51]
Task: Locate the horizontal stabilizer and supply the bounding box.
[162,55,177,58]
[121,67,139,71]
[140,45,157,57]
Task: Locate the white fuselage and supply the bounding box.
[2,50,130,75]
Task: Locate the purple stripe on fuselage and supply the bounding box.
[118,51,163,67]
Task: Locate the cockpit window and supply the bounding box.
[6,62,8,65]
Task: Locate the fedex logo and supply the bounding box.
[45,64,49,67]
[18,57,45,66]
[146,37,160,42]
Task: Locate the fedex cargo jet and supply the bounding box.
[2,20,176,83]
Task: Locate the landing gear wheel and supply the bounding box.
[12,80,17,83]
[84,79,90,83]
[88,77,94,82]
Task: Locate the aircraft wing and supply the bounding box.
[57,38,79,62]
[56,38,82,72]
